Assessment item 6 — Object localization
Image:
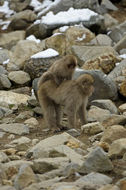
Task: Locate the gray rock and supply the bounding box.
[9,0,31,12]
[101,0,118,11]
[73,68,118,101]
[67,129,81,137]
[14,164,37,190]
[0,66,8,75]
[108,59,126,80]
[81,122,104,135]
[0,107,12,119]
[8,71,31,85]
[72,45,118,65]
[91,99,118,114]
[101,125,126,144]
[114,35,126,53]
[32,157,69,174]
[0,186,16,190]
[75,172,112,187]
[0,123,29,135]
[79,147,113,173]
[104,13,118,29]
[24,55,60,80]
[0,74,11,89]
[90,34,113,46]
[0,31,25,49]
[0,152,10,163]
[0,49,10,64]
[108,21,126,43]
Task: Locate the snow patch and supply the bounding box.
[0,1,14,18]
[41,8,98,26]
[59,26,69,32]
[77,34,86,41]
[26,35,41,44]
[119,54,126,59]
[3,59,9,65]
[31,48,59,59]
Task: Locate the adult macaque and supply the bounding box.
[38,55,77,88]
[38,74,94,132]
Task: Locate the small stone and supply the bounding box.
[119,103,126,113]
[0,152,10,163]
[67,129,80,137]
[3,148,17,156]
[81,122,104,135]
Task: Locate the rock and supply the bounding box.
[73,69,118,101]
[14,164,37,190]
[24,117,39,128]
[15,111,34,122]
[91,99,118,114]
[0,49,10,64]
[0,123,29,135]
[67,129,81,137]
[108,21,126,43]
[102,114,126,127]
[27,132,83,159]
[114,35,126,53]
[0,91,30,106]
[104,13,118,29]
[9,10,37,30]
[108,59,126,81]
[0,152,10,163]
[120,80,126,97]
[9,40,43,69]
[79,147,113,173]
[108,138,126,158]
[38,8,104,37]
[32,157,69,174]
[0,31,25,49]
[49,25,95,54]
[24,51,60,80]
[0,186,16,190]
[72,45,118,66]
[8,71,31,85]
[75,172,112,188]
[2,160,33,179]
[81,122,104,135]
[101,0,118,11]
[101,125,126,144]
[90,34,113,46]
[98,184,120,190]
[11,87,31,96]
[81,53,120,74]
[9,0,31,12]
[45,33,66,55]
[0,74,11,89]
[10,136,31,149]
[88,106,111,123]
[119,103,126,113]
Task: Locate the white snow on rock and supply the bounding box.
[31,48,59,59]
[0,1,14,18]
[41,7,98,26]
[59,26,69,32]
[26,35,41,44]
[31,0,52,12]
[119,54,126,59]
[77,34,86,41]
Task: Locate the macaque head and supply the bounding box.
[77,74,94,96]
[63,55,77,76]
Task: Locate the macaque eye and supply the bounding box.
[67,63,75,69]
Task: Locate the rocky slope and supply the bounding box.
[0,0,126,190]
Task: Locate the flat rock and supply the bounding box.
[8,71,31,85]
[0,123,29,135]
[0,91,30,106]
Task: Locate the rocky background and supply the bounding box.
[0,0,126,190]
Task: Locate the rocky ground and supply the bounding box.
[0,0,126,190]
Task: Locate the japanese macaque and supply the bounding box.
[37,55,77,88]
[38,74,94,132]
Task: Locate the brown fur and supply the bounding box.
[38,55,77,88]
[38,74,94,131]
